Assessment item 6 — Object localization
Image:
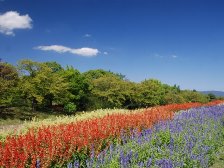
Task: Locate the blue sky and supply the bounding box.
[0,0,224,91]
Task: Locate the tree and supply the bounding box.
[83,69,126,80]
[135,79,166,107]
[163,92,185,104]
[44,61,63,73]
[18,60,69,111]
[181,90,209,103]
[0,62,19,106]
[62,66,91,111]
[208,93,216,101]
[162,84,185,104]
[0,58,212,112]
[90,75,129,109]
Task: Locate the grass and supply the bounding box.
[0,107,62,140]
[0,107,60,125]
[0,107,62,128]
[210,146,224,168]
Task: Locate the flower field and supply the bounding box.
[0,100,223,168]
[74,105,224,168]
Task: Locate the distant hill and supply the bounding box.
[200,91,224,97]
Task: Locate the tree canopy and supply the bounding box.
[0,62,19,106]
[0,59,215,113]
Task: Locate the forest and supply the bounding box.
[0,59,219,114]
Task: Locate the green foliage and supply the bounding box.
[0,62,19,106]
[83,69,125,80]
[44,61,63,73]
[0,59,211,113]
[163,92,185,104]
[134,79,166,107]
[83,69,110,80]
[62,66,91,111]
[208,93,217,101]
[90,75,130,109]
[162,84,185,104]
[18,60,69,110]
[64,102,77,113]
[181,90,209,103]
[210,145,224,168]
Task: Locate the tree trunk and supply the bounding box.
[49,98,53,107]
[32,98,36,112]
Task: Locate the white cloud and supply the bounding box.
[35,45,99,57]
[36,45,71,53]
[70,47,99,56]
[103,51,108,55]
[153,53,178,59]
[154,53,163,58]
[0,11,32,36]
[84,34,91,37]
[171,55,178,58]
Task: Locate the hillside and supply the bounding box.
[201,91,224,97]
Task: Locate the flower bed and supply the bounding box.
[75,105,224,167]
[0,101,223,168]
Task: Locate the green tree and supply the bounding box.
[83,69,126,80]
[135,79,166,107]
[44,61,63,73]
[162,84,185,104]
[89,75,130,109]
[163,92,185,104]
[62,66,91,111]
[18,60,69,111]
[0,62,19,106]
[181,90,209,103]
[208,93,216,101]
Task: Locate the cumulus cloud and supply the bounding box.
[0,11,32,36]
[35,45,99,57]
[103,51,108,55]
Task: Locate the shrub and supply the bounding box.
[64,102,76,113]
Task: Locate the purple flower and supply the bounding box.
[138,161,144,168]
[67,162,72,168]
[155,159,173,168]
[146,158,152,168]
[36,159,41,168]
[86,158,94,168]
[73,160,79,168]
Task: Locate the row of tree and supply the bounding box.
[0,59,219,113]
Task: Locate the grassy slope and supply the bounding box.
[0,107,61,125]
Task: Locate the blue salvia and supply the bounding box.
[66,105,224,167]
